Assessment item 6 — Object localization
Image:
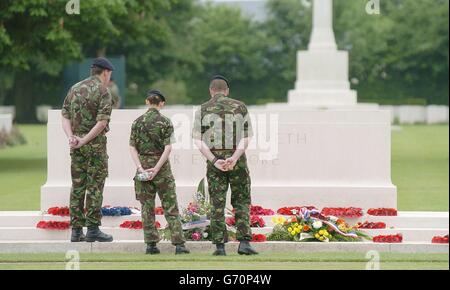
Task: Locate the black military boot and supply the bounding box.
[175,244,190,255]
[238,241,258,255]
[146,243,160,255]
[212,243,226,256]
[85,226,113,242]
[70,227,86,242]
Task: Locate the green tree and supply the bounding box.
[0,0,179,122]
[334,0,449,104]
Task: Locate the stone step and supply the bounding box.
[0,226,447,243]
[0,240,447,254]
[0,211,448,229]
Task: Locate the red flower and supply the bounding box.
[251,234,267,242]
[356,221,387,229]
[373,234,403,243]
[367,208,397,216]
[226,216,265,227]
[277,206,317,215]
[154,207,164,215]
[250,205,274,216]
[36,221,70,230]
[250,215,265,227]
[432,235,449,244]
[47,207,70,217]
[225,217,235,226]
[120,220,143,229]
[321,207,363,218]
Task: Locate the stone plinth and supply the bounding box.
[41,108,396,211]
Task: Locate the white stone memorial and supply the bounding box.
[288,0,357,106]
[41,107,396,211]
[40,0,397,211]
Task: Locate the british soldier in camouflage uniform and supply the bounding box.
[61,57,115,243]
[192,75,258,256]
[129,89,190,255]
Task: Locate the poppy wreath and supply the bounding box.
[356,221,387,229]
[277,206,317,215]
[367,208,398,216]
[431,235,449,244]
[36,221,70,230]
[101,206,132,216]
[119,220,161,229]
[226,215,265,228]
[251,234,267,242]
[47,207,70,217]
[373,233,403,243]
[321,207,363,218]
[250,205,274,216]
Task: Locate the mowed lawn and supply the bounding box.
[0,252,448,270]
[0,124,448,211]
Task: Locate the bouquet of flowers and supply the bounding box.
[267,207,371,242]
[277,206,317,215]
[160,179,236,241]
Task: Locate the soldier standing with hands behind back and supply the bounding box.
[129,90,190,255]
[193,75,258,256]
[61,57,115,243]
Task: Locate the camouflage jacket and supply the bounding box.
[192,93,253,150]
[129,108,175,155]
[62,76,112,137]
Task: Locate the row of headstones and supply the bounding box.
[1,105,449,126]
[379,105,449,125]
[0,106,51,125]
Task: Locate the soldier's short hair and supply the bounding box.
[90,66,106,76]
[209,79,228,92]
[146,94,163,105]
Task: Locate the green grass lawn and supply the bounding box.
[0,125,46,210]
[392,125,449,211]
[0,124,448,211]
[0,252,448,270]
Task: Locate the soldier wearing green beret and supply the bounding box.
[129,90,190,255]
[192,75,258,256]
[61,57,115,243]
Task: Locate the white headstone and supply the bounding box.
[426,105,449,124]
[36,105,52,123]
[0,114,13,133]
[288,0,357,106]
[398,105,427,124]
[0,106,15,119]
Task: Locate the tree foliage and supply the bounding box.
[0,0,448,122]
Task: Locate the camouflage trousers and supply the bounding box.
[134,157,185,245]
[69,143,108,228]
[207,152,252,244]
